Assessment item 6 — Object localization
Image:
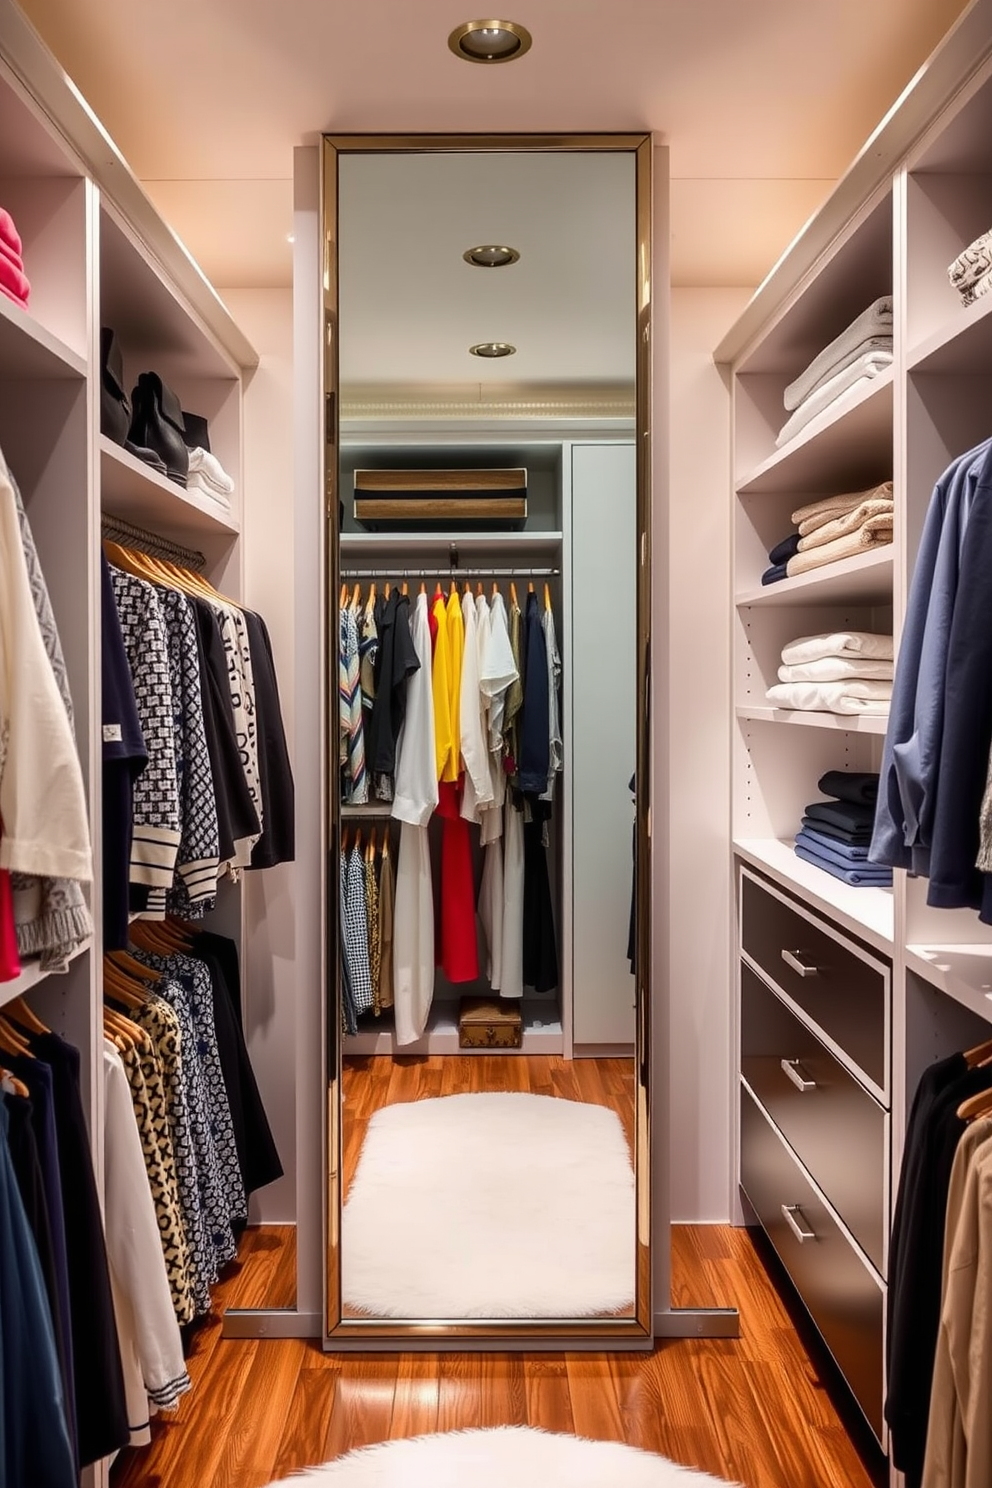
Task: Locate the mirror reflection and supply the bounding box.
[332,146,642,1323]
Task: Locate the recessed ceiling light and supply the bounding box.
[448,19,533,63]
[463,244,520,268]
[469,341,516,358]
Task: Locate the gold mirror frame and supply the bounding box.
[321,132,654,1345]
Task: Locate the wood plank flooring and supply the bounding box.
[111,1222,878,1488]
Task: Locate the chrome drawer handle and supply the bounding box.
[781,948,819,978]
[781,1204,816,1244]
[780,1058,816,1092]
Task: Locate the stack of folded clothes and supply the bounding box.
[0,206,30,308]
[948,228,992,307]
[760,481,894,585]
[765,630,894,716]
[795,770,892,886]
[776,296,893,448]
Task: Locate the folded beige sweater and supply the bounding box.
[797,497,894,551]
[792,481,893,532]
[786,516,893,577]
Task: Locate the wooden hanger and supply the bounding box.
[958,1085,992,1122]
[384,581,392,599]
[351,582,361,609]
[477,582,484,598]
[0,1015,32,1059]
[367,581,377,609]
[463,580,471,596]
[107,948,162,983]
[339,581,349,609]
[510,582,518,607]
[491,581,500,600]
[129,920,184,958]
[103,958,151,1011]
[381,829,390,861]
[417,581,424,595]
[528,580,535,594]
[0,1067,29,1099]
[449,579,458,599]
[964,1034,992,1068]
[342,825,350,853]
[5,996,49,1035]
[366,826,376,863]
[544,582,552,612]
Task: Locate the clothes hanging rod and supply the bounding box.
[101,512,207,571]
[339,566,560,579]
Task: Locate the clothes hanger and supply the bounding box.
[384,581,392,599]
[366,826,376,863]
[5,996,49,1035]
[351,582,361,609]
[449,579,458,599]
[416,581,423,595]
[510,582,518,607]
[339,582,349,608]
[528,580,535,594]
[129,920,184,958]
[964,1034,992,1068]
[544,582,552,612]
[367,581,377,610]
[477,582,484,598]
[958,1085,992,1122]
[0,1068,29,1099]
[103,959,151,1011]
[106,948,163,983]
[0,1015,32,1059]
[463,580,472,596]
[491,581,500,600]
[342,825,350,853]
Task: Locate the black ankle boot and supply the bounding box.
[128,372,190,487]
[100,328,130,446]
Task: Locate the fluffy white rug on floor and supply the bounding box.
[342,1092,635,1317]
[269,1428,737,1486]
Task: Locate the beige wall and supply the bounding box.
[667,287,750,1222]
[222,287,298,1224]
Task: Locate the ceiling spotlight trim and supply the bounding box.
[463,244,521,268]
[448,19,533,64]
[469,341,517,358]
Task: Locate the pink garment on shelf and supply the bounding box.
[0,206,23,258]
[0,251,30,307]
[0,236,23,272]
[0,830,21,982]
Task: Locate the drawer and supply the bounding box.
[740,1084,884,1442]
[740,964,887,1273]
[740,868,889,1097]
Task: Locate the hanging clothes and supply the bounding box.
[523,805,559,993]
[499,797,525,1000]
[459,588,493,823]
[342,845,374,1013]
[0,856,21,981]
[102,555,148,950]
[366,589,420,801]
[377,839,395,1011]
[244,609,295,870]
[393,820,435,1044]
[541,594,563,802]
[431,590,456,783]
[339,604,367,804]
[519,590,550,796]
[479,836,504,991]
[392,591,438,828]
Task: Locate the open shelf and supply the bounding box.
[906,944,992,1024]
[0,293,86,380]
[734,837,894,952]
[0,937,91,1009]
[100,436,239,538]
[341,530,562,556]
[907,293,992,375]
[736,547,894,608]
[737,371,894,497]
[736,706,889,736]
[343,999,564,1056]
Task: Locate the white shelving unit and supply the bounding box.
[0,8,258,1483]
[717,5,992,1464]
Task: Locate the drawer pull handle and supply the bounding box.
[781,948,819,978]
[781,1204,816,1244]
[780,1057,816,1092]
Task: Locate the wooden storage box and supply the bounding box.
[458,996,523,1049]
[354,467,527,530]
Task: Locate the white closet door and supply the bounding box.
[570,442,637,1048]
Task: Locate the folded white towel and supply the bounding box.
[948,228,992,293]
[776,351,893,449]
[778,656,894,683]
[786,517,893,577]
[188,446,235,495]
[781,631,894,666]
[765,680,892,716]
[783,296,893,411]
[960,266,992,308]
[792,482,893,531]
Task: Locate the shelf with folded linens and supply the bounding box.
[734,837,894,951]
[99,435,241,538]
[736,545,894,608]
[736,705,889,735]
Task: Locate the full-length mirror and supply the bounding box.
[322,134,652,1341]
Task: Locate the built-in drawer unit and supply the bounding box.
[739,1085,884,1442]
[740,868,890,1098]
[740,963,887,1273]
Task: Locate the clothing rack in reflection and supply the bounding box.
[339,566,560,579]
[101,512,207,571]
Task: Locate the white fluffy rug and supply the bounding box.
[270,1428,736,1486]
[342,1092,635,1317]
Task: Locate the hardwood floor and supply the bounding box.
[111,1223,878,1488]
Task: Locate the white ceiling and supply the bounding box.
[16,0,969,291]
[339,152,635,386]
